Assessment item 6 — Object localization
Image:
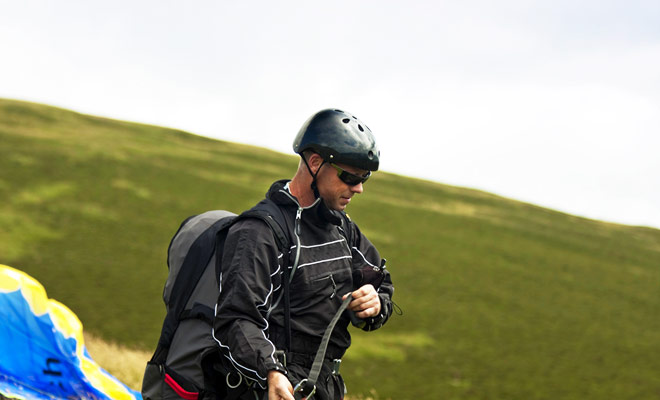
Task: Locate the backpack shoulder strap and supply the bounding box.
[212,200,291,298]
[337,211,354,247]
[237,198,291,252]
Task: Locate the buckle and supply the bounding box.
[274,349,287,367]
[332,359,342,376]
[293,378,316,399]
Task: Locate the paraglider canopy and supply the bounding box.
[0,264,141,400]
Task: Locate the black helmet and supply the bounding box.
[293,109,380,171]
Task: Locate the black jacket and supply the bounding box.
[212,180,394,388]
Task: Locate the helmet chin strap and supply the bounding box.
[302,154,326,199]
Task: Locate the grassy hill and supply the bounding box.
[2,98,660,399]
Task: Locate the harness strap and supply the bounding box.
[293,294,353,400]
[283,255,292,351]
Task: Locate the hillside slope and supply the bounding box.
[2,98,659,399]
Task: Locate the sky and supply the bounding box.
[2,1,659,229]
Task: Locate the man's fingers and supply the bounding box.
[272,386,295,400]
[345,284,375,301]
[355,284,375,297]
[351,288,377,306]
[356,298,380,313]
[268,371,294,400]
[353,294,376,307]
[343,285,380,317]
[355,306,373,318]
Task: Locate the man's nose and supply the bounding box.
[351,182,364,194]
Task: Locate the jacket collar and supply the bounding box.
[267,179,342,227]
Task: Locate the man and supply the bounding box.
[213,109,394,400]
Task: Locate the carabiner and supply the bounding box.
[293,378,316,399]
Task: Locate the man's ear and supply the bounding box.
[307,152,325,174]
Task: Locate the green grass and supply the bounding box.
[2,98,660,399]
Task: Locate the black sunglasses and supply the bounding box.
[330,163,371,186]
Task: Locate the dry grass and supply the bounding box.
[83,333,385,399]
[83,333,151,391]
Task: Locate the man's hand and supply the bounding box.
[344,284,381,318]
[268,370,294,400]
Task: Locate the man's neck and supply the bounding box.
[288,176,317,208]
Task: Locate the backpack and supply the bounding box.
[141,199,290,400]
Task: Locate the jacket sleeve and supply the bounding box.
[349,221,395,332]
[212,218,286,388]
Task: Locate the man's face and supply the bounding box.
[316,162,368,211]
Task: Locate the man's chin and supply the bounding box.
[334,202,349,212]
[332,203,347,211]
[338,198,352,210]
[322,199,344,211]
[323,197,351,211]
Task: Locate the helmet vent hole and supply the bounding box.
[358,124,364,132]
[368,151,374,159]
[334,109,344,113]
[342,118,350,124]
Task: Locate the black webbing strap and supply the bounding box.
[293,294,353,400]
[283,255,293,351]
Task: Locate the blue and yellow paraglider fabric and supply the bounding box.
[0,264,142,400]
